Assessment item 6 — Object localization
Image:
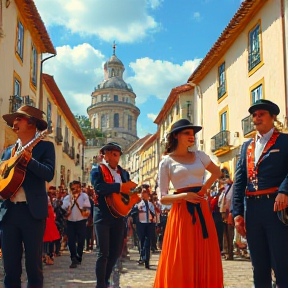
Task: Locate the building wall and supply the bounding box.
[198,0,285,176]
[0,0,42,150]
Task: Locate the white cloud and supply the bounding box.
[192,12,201,22]
[43,44,201,117]
[127,57,202,104]
[34,0,160,43]
[148,0,163,9]
[147,114,157,121]
[43,43,105,115]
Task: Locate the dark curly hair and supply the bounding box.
[164,132,179,154]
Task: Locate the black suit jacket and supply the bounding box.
[90,164,130,222]
[1,140,55,220]
[232,133,288,218]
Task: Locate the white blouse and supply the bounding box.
[158,150,211,197]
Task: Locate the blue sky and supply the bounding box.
[35,0,244,137]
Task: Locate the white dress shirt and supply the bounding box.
[137,200,155,223]
[255,128,274,164]
[62,192,91,222]
[107,164,122,184]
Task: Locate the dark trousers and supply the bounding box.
[136,222,152,264]
[150,223,157,250]
[223,222,234,259]
[85,225,93,250]
[246,197,288,288]
[54,238,61,254]
[94,219,124,288]
[67,219,86,261]
[212,211,224,252]
[1,203,46,288]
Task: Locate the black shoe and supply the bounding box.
[138,259,144,265]
[76,255,82,264]
[70,257,80,268]
[145,262,150,269]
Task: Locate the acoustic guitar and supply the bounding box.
[0,131,46,200]
[100,163,142,218]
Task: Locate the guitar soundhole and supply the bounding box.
[1,165,10,179]
[121,193,130,205]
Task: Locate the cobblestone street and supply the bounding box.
[0,247,254,288]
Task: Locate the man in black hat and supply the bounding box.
[233,99,288,287]
[90,142,137,288]
[0,105,55,287]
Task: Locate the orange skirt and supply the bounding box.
[154,199,223,288]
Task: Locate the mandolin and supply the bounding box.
[0,130,46,200]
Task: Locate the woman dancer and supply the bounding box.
[154,119,223,288]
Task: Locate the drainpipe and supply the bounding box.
[39,53,56,110]
[188,82,204,151]
[281,0,288,117]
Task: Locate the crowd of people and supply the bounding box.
[0,98,288,288]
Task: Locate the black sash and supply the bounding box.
[176,186,208,239]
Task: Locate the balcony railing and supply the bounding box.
[86,137,106,147]
[9,95,35,113]
[242,114,255,136]
[211,130,230,152]
[55,127,63,144]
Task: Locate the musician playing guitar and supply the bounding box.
[0,105,55,288]
[90,142,137,288]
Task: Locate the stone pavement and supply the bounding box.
[0,248,254,288]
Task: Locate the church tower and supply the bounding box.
[87,44,140,149]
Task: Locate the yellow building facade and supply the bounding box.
[43,74,86,187]
[188,0,287,177]
[0,0,56,151]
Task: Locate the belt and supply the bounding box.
[246,194,277,199]
[246,187,278,197]
[175,186,208,239]
[11,201,27,205]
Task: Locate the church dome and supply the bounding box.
[97,77,133,91]
[104,55,124,68]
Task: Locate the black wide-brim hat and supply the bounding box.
[248,99,280,115]
[169,119,202,135]
[100,142,123,155]
[2,105,48,131]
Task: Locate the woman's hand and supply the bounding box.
[182,192,204,204]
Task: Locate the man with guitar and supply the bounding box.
[90,142,138,288]
[0,105,55,288]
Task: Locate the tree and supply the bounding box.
[74,114,105,139]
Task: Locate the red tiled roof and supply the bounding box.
[15,0,56,54]
[188,0,268,83]
[42,74,85,142]
[154,84,193,124]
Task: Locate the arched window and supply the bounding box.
[114,113,119,128]
[101,114,107,128]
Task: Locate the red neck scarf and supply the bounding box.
[246,129,279,191]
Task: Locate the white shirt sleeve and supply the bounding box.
[197,151,211,168]
[158,157,170,197]
[82,193,91,208]
[61,195,71,210]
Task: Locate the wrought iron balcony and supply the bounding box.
[211,130,230,153]
[55,127,63,144]
[9,95,35,113]
[242,114,255,137]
